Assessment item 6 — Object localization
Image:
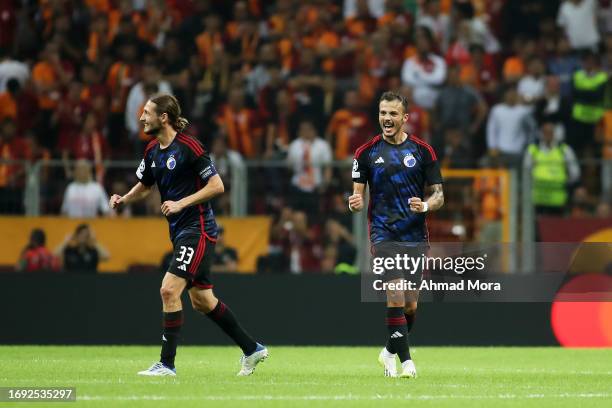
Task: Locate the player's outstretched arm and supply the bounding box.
[348,182,366,212]
[109,182,152,209]
[161,175,224,216]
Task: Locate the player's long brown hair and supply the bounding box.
[150,93,189,132]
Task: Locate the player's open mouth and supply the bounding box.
[383,123,394,130]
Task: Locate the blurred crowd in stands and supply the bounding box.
[1,0,612,273]
[16,225,109,273]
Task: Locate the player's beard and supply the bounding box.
[143,119,162,136]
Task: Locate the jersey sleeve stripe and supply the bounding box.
[177,135,203,155]
[410,135,437,161]
[144,139,158,155]
[354,135,381,159]
[177,134,204,155]
[177,134,202,149]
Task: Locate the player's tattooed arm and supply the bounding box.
[426,183,444,211]
[409,184,444,213]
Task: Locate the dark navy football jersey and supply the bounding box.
[352,134,443,244]
[136,133,218,243]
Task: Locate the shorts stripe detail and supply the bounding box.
[189,237,205,274]
[189,236,206,274]
[189,236,205,274]
[188,237,202,274]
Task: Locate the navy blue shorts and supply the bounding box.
[169,234,216,289]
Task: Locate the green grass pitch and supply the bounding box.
[1,346,611,407]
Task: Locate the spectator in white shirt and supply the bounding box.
[61,159,111,218]
[557,0,600,51]
[401,26,447,110]
[486,87,536,168]
[287,119,332,215]
[518,58,546,103]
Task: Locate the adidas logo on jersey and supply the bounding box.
[375,157,385,164]
[390,331,404,338]
[178,264,187,271]
[151,161,156,168]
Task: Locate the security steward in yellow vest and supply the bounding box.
[570,51,608,157]
[523,121,580,215]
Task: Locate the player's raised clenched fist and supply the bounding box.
[348,193,364,212]
[409,197,428,213]
[109,194,124,209]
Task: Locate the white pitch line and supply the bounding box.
[77,393,612,401]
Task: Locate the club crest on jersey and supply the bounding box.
[403,153,417,168]
[166,155,176,170]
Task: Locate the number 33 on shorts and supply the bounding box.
[176,246,194,265]
[169,235,216,288]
